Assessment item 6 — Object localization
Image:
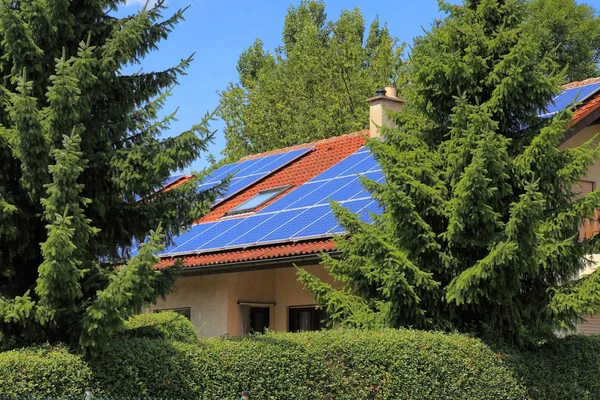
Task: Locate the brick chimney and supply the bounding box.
[366,85,404,138]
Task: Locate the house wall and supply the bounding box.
[272,265,335,332]
[152,273,229,338]
[560,125,600,183]
[563,124,600,334]
[578,315,600,335]
[151,263,336,337]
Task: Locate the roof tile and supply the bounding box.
[156,238,336,269]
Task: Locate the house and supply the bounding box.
[150,80,600,338]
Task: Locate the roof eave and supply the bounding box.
[562,105,600,144]
[177,249,342,276]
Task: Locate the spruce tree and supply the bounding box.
[0,0,216,353]
[299,0,600,342]
[219,0,404,160]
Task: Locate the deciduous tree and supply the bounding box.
[219,0,404,160]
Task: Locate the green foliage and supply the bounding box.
[499,335,600,399]
[219,0,404,160]
[88,329,525,399]
[0,0,216,352]
[299,0,600,343]
[526,0,600,82]
[123,311,198,344]
[8,329,600,400]
[0,344,91,396]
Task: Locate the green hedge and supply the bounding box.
[22,329,600,399]
[0,344,91,396]
[89,329,526,399]
[499,334,600,400]
[123,311,198,344]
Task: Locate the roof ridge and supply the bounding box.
[240,130,370,161]
[564,77,600,89]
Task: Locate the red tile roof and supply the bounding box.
[563,78,600,125]
[156,238,337,269]
[160,132,368,269]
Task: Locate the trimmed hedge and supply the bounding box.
[500,334,600,400]
[89,329,526,399]
[123,311,198,344]
[0,344,91,396]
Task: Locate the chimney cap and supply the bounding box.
[366,89,405,104]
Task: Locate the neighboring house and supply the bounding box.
[150,81,600,337]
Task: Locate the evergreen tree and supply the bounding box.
[0,0,216,354]
[219,0,404,160]
[299,0,600,342]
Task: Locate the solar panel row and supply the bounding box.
[196,147,313,203]
[160,146,383,256]
[540,82,600,118]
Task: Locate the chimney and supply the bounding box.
[366,85,404,138]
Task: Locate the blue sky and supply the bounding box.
[118,0,447,171]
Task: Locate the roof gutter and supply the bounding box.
[178,249,342,276]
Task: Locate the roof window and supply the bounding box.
[226,185,290,215]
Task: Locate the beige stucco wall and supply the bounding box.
[272,265,335,332]
[560,125,600,184]
[151,264,336,337]
[152,273,229,338]
[578,314,600,335]
[563,124,600,334]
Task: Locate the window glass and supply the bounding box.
[289,306,327,332]
[227,186,289,215]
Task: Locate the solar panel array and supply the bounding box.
[540,82,600,118]
[196,147,313,204]
[159,147,383,256]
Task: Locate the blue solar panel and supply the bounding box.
[540,82,600,118]
[225,210,302,247]
[259,207,331,243]
[158,146,385,257]
[197,147,313,203]
[164,221,219,254]
[313,151,373,181]
[196,214,273,251]
[162,174,185,187]
[291,208,337,238]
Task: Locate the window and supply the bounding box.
[154,307,191,320]
[289,306,327,332]
[249,307,270,334]
[226,185,290,215]
[573,180,595,198]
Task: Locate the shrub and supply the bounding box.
[90,329,527,399]
[123,311,198,344]
[499,334,600,400]
[0,344,91,396]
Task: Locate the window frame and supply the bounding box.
[225,185,291,215]
[288,305,327,333]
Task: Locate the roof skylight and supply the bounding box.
[226,185,291,215]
